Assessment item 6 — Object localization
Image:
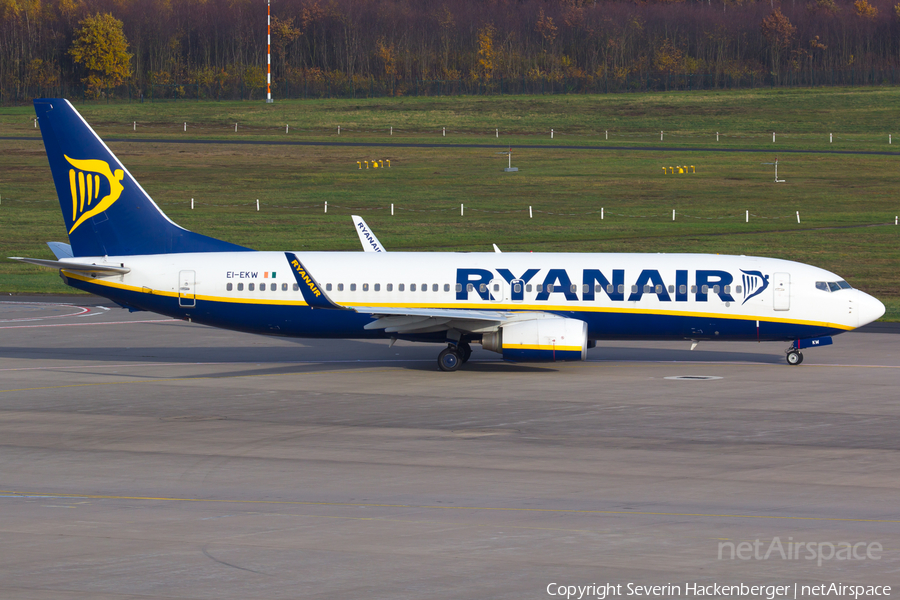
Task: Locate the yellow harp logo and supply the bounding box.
[64,155,125,234]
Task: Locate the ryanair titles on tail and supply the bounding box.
[457,268,770,303]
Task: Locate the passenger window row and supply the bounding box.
[223,282,744,297]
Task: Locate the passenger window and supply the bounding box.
[584,284,590,293]
[536,284,543,293]
[526,284,532,292]
[374,283,380,291]
[668,285,674,293]
[411,284,417,292]
[607,284,613,293]
[248,283,255,291]
[399,283,405,291]
[282,283,288,291]
[643,285,651,293]
[724,285,730,294]
[433,284,439,292]
[326,283,332,291]
[363,283,369,291]
[655,285,663,294]
[702,285,709,294]
[514,283,521,293]
[387,283,393,291]
[226,283,233,291]
[618,284,624,294]
[569,284,577,293]
[238,283,244,291]
[466,283,473,292]
[691,285,697,294]
[350,283,357,291]
[338,283,344,291]
[594,284,601,293]
[713,285,720,294]
[679,285,687,294]
[422,284,427,291]
[444,284,450,292]
[478,283,486,293]
[293,283,299,291]
[454,283,461,292]
[493,284,499,292]
[735,285,742,294]
[632,285,638,294]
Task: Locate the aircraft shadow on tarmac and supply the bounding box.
[0,338,785,373]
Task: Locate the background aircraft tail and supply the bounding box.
[34,99,249,257]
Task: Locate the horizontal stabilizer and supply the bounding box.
[8,257,130,274]
[47,242,73,259]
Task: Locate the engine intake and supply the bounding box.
[481,317,588,362]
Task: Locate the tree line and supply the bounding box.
[2,0,900,102]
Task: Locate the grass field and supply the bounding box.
[1,88,898,319]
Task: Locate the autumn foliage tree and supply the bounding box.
[69,13,132,96]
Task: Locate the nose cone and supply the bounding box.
[857,290,886,327]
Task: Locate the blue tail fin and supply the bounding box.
[34,99,250,257]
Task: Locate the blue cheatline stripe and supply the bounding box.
[61,274,849,344]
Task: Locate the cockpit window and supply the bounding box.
[816,280,853,292]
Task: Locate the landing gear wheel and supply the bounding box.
[786,350,804,365]
[458,342,472,364]
[438,346,462,372]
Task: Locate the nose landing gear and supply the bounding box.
[786,349,804,365]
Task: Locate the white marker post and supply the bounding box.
[133,121,136,131]
[191,198,194,210]
[661,131,664,141]
[496,128,498,138]
[256,199,260,211]
[605,130,608,140]
[286,124,289,133]
[717,132,719,142]
[746,210,749,223]
[895,216,898,225]
[34,118,37,128]
[461,204,464,216]
[235,123,238,132]
[551,129,554,139]
[773,131,775,143]
[391,203,394,216]
[338,125,340,135]
[390,126,393,136]
[796,211,800,223]
[830,133,832,143]
[672,209,676,221]
[529,206,533,218]
[324,201,327,213]
[184,122,186,131]
[601,207,604,220]
[443,127,445,137]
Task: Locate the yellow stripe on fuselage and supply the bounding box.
[503,344,584,352]
[61,270,854,331]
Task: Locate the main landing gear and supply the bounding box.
[438,341,472,372]
[786,345,804,366]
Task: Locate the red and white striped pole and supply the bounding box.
[266,0,273,103]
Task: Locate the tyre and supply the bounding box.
[438,347,461,371]
[786,351,803,365]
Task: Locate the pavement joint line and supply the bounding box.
[1,490,898,524]
[0,319,177,329]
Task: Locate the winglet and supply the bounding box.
[352,215,386,252]
[284,252,347,310]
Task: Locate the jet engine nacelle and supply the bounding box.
[481,317,588,362]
